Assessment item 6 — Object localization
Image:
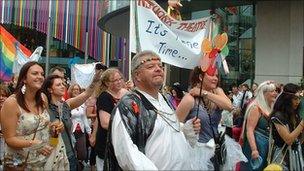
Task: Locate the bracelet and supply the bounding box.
[202,91,208,97]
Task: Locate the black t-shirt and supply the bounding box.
[95,91,118,159]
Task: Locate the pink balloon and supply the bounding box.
[200,53,210,72]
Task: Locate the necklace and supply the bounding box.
[155,109,175,116]
[133,89,180,132]
[154,109,180,132]
[201,97,213,115]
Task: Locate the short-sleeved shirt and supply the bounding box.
[95,91,118,159]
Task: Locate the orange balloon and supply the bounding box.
[201,39,212,53]
[213,34,221,47]
[214,33,228,50]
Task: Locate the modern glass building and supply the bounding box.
[98,0,303,91]
[1,0,302,91]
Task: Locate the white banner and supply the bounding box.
[71,63,96,89]
[131,0,211,69]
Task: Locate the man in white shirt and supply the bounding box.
[232,85,243,108]
[103,50,201,170]
[240,84,253,107]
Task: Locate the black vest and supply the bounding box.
[103,91,158,170]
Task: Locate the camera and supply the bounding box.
[95,63,108,70]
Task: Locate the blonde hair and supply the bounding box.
[245,80,276,117]
[67,83,81,98]
[95,68,124,96]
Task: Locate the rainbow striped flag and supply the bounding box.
[0,25,31,81]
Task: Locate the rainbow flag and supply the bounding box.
[0,25,31,81]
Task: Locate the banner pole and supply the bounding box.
[45,0,52,76]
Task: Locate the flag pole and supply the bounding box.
[84,1,90,64]
[45,0,52,76]
[1,0,5,23]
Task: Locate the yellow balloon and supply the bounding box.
[264,164,283,171]
[201,39,212,53]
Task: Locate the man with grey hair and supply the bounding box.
[104,50,201,170]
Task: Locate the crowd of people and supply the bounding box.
[0,50,304,171]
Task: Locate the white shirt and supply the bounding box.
[112,90,195,170]
[233,91,253,108]
[232,92,243,108]
[71,104,92,134]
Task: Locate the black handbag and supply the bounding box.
[214,131,227,166]
[204,100,227,169]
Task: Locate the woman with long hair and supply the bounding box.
[94,68,128,170]
[268,83,304,170]
[242,80,278,170]
[168,83,184,110]
[68,83,92,168]
[176,66,246,170]
[0,61,64,170]
[42,69,101,171]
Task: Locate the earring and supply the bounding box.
[21,85,26,94]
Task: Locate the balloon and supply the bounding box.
[200,32,230,75]
[221,45,229,57]
[209,49,218,58]
[214,33,228,50]
[201,39,212,53]
[206,53,217,76]
[206,65,217,76]
[200,53,210,72]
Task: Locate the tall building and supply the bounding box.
[98,0,304,90]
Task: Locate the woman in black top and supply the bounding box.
[270,83,304,170]
[95,68,128,170]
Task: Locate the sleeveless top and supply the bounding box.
[187,98,222,143]
[4,106,50,169]
[255,114,270,136]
